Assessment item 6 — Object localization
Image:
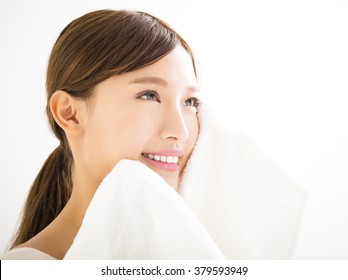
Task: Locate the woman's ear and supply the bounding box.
[50,90,87,136]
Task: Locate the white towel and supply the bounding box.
[64,103,307,259]
[64,159,225,259]
[180,103,307,259]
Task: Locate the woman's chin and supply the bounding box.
[162,176,179,190]
[152,169,179,190]
[139,158,179,190]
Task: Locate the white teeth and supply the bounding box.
[154,155,161,161]
[167,156,173,163]
[143,153,179,164]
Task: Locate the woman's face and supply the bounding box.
[79,46,199,190]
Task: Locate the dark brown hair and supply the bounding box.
[10,9,196,248]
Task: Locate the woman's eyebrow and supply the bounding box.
[188,85,200,93]
[129,76,200,93]
[128,76,168,86]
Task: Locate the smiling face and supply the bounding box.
[77,46,199,190]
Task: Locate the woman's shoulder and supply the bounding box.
[0,247,56,260]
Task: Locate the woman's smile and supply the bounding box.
[141,149,184,172]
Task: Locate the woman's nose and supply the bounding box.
[160,105,189,142]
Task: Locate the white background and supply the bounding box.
[0,0,347,259]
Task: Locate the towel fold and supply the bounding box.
[64,103,307,259]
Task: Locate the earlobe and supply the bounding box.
[50,90,85,136]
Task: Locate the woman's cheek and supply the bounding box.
[116,115,156,157]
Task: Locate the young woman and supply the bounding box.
[2,9,201,259]
[1,9,307,260]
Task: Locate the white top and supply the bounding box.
[0,247,55,260]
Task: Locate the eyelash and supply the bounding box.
[138,90,201,109]
[184,97,200,109]
[138,90,160,102]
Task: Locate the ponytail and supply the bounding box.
[10,145,73,248]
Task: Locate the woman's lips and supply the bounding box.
[141,151,183,171]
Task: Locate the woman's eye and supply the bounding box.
[184,97,200,109]
[138,90,160,102]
